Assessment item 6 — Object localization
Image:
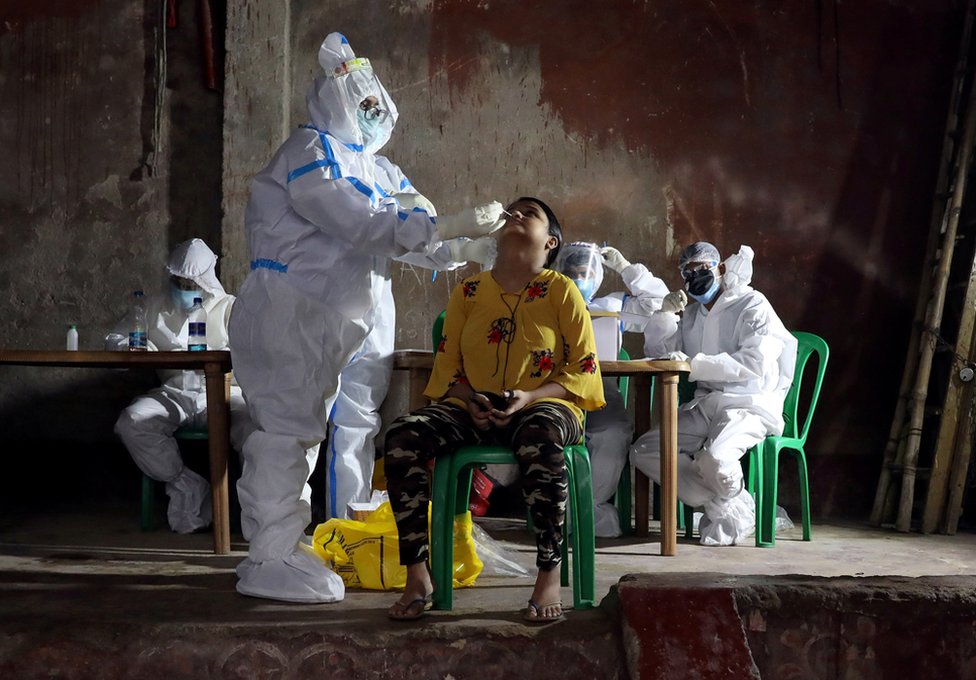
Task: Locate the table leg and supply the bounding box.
[633,375,652,538]
[658,372,678,556]
[204,364,231,555]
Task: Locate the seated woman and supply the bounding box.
[384,197,605,622]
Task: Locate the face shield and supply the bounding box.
[307,33,399,152]
[168,275,202,311]
[553,242,604,303]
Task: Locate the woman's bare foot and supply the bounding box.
[388,562,434,620]
[524,565,563,621]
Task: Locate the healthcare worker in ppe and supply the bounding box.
[111,238,254,534]
[629,242,797,545]
[553,242,669,537]
[229,32,503,603]
[322,193,495,523]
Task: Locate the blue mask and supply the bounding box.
[685,269,721,305]
[572,278,597,303]
[171,285,202,311]
[356,108,381,145]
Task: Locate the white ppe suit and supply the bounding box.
[111,239,254,534]
[229,33,485,602]
[321,182,478,523]
[553,243,669,537]
[630,246,797,545]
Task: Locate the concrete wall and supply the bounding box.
[223,0,961,517]
[0,0,224,501]
[0,0,962,518]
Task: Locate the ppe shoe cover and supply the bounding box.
[236,557,256,579]
[594,502,622,538]
[236,543,345,603]
[699,491,755,546]
[165,468,212,534]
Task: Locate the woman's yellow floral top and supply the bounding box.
[425,268,606,424]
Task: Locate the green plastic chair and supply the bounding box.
[755,331,829,547]
[429,443,595,610]
[427,311,596,610]
[611,348,634,535]
[140,426,208,531]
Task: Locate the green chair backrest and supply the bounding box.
[677,373,696,405]
[616,347,631,403]
[782,331,829,443]
[432,310,447,357]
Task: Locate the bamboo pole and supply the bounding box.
[896,79,976,533]
[943,381,976,534]
[870,0,976,526]
[921,250,976,532]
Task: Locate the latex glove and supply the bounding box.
[660,289,688,314]
[435,201,505,240]
[447,237,497,267]
[667,350,690,361]
[600,246,631,273]
[394,192,437,217]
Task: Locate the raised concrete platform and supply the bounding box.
[1,503,975,679]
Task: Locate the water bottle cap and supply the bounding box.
[69,324,77,329]
[134,290,144,297]
[194,297,203,304]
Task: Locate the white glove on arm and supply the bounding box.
[600,246,632,273]
[435,201,505,240]
[394,192,437,216]
[447,237,497,267]
[660,289,688,314]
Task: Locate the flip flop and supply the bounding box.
[522,599,564,624]
[387,596,432,621]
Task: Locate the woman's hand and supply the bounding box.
[466,392,495,431]
[489,389,529,428]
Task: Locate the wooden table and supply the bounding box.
[600,359,690,555]
[392,350,690,555]
[0,350,235,555]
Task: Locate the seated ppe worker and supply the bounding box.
[229,32,504,604]
[629,242,797,546]
[553,242,669,537]
[384,198,605,622]
[110,239,254,534]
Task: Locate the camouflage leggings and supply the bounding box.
[385,400,583,571]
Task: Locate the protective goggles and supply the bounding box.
[359,99,389,122]
[679,261,718,281]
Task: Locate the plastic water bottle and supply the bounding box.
[187,297,207,351]
[128,290,148,351]
[66,324,78,351]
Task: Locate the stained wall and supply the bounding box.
[0,0,962,518]
[224,0,960,516]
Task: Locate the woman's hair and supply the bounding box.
[516,196,563,268]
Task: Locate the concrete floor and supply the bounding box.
[4,502,976,679]
[2,501,975,618]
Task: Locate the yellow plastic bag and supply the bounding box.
[311,501,483,591]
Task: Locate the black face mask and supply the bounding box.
[684,268,716,296]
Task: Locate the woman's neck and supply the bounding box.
[491,256,546,294]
